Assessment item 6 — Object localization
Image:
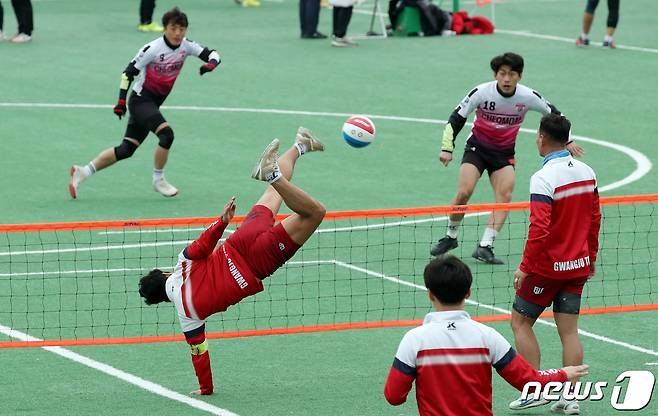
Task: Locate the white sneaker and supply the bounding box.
[251,139,281,183]
[509,395,550,411]
[295,127,325,152]
[9,33,32,43]
[69,165,88,199]
[153,177,179,197]
[551,399,580,415]
[331,35,357,47]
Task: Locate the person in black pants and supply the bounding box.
[0,0,33,43]
[138,0,163,32]
[331,4,355,47]
[300,0,326,38]
[576,0,620,48]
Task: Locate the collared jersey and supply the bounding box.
[384,311,567,416]
[131,37,206,98]
[456,81,554,150]
[520,152,601,278]
[165,219,264,333]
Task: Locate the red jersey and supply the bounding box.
[519,150,601,278]
[165,219,264,333]
[384,311,568,416]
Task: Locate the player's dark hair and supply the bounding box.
[423,255,472,305]
[490,52,524,74]
[162,7,188,28]
[539,113,571,145]
[139,269,169,305]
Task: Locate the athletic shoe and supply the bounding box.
[153,177,179,197]
[9,33,31,43]
[242,0,261,7]
[137,22,164,32]
[69,165,88,199]
[301,32,328,39]
[296,127,325,152]
[575,36,589,47]
[251,139,282,183]
[509,395,550,411]
[551,399,580,415]
[602,40,617,49]
[331,36,357,47]
[430,236,458,256]
[472,245,504,264]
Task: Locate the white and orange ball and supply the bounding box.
[342,115,376,148]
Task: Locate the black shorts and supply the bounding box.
[124,91,167,143]
[461,136,516,175]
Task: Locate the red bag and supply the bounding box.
[451,11,494,35]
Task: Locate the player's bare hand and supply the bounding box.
[563,364,589,380]
[439,151,453,167]
[567,142,584,158]
[513,269,528,290]
[221,196,236,223]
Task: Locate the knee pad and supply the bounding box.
[157,126,174,150]
[114,139,139,160]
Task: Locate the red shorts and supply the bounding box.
[516,274,588,308]
[225,205,300,279]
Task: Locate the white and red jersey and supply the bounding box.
[130,36,207,98]
[519,150,601,278]
[165,219,264,333]
[384,311,567,416]
[456,81,554,150]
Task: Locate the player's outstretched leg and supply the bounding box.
[252,127,324,216]
[251,133,325,245]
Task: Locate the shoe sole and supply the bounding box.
[472,251,505,265]
[69,166,77,199]
[153,187,179,198]
[510,399,550,410]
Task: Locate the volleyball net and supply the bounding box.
[1,194,657,348]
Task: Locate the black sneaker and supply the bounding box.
[430,236,458,256]
[472,245,504,264]
[301,31,328,39]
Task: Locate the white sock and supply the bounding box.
[446,220,461,239]
[153,169,164,181]
[294,142,307,156]
[581,32,589,40]
[266,168,282,184]
[480,227,497,247]
[604,34,613,43]
[82,162,96,177]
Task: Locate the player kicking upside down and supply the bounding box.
[138,128,325,395]
[69,7,220,199]
[431,52,584,264]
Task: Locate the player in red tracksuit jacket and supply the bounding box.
[509,113,600,414]
[384,255,589,416]
[138,127,325,395]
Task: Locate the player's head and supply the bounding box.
[139,269,170,305]
[162,7,188,46]
[423,255,472,307]
[491,52,524,95]
[537,113,571,156]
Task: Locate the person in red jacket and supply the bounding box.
[384,255,589,416]
[138,127,325,395]
[509,114,600,414]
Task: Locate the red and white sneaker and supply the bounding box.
[575,36,590,47]
[69,165,88,199]
[602,40,617,49]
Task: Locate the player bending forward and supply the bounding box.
[138,128,325,394]
[69,7,220,199]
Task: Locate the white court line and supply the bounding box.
[0,102,649,193]
[333,260,658,357]
[0,324,239,416]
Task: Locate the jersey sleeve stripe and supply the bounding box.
[492,347,516,370]
[530,194,553,204]
[392,357,417,376]
[417,347,490,357]
[554,185,596,201]
[417,354,490,366]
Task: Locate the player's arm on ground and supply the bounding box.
[588,182,602,275]
[384,332,417,405]
[519,174,553,274]
[184,39,221,75]
[440,87,481,158]
[185,324,214,395]
[184,197,236,260]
